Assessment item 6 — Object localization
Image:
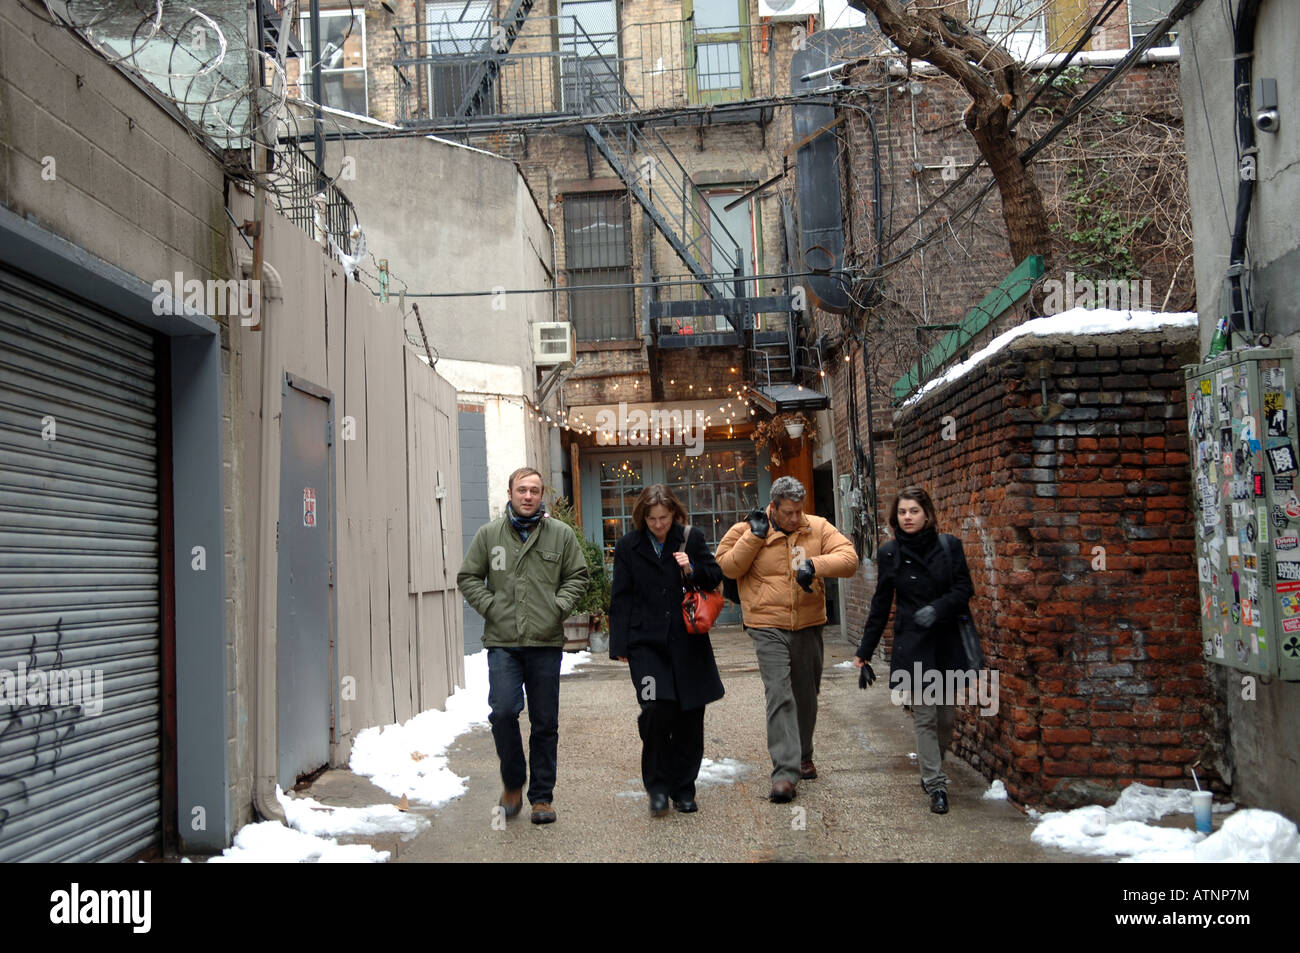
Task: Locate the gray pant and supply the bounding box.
[748,626,824,784]
[914,703,956,791]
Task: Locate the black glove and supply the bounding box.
[795,559,815,593]
[858,662,876,689]
[747,507,770,539]
[914,604,937,629]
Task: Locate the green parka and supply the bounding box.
[457,513,590,647]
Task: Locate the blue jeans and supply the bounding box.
[487,647,562,804]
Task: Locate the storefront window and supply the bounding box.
[598,456,646,563]
[664,447,760,548]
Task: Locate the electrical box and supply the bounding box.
[1185,349,1300,680]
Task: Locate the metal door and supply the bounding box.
[276,377,335,789]
[0,265,163,861]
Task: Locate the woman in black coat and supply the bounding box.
[853,486,974,815]
[609,484,725,816]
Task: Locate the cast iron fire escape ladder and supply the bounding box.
[456,0,537,117]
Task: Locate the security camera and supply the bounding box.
[1256,78,1280,134]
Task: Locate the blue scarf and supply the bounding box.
[507,501,546,541]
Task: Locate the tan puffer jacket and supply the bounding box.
[716,512,859,630]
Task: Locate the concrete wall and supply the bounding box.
[2,1,474,848]
[1180,0,1300,821]
[323,134,556,372]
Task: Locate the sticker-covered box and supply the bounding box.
[1185,349,1300,680]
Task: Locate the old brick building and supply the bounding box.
[289,0,876,611]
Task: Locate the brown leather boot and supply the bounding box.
[530,801,557,824]
[769,780,796,803]
[800,760,818,780]
[499,787,523,820]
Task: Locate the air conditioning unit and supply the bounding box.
[757,0,819,21]
[533,321,575,365]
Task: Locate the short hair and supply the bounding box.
[770,476,807,505]
[889,485,938,532]
[632,483,688,531]
[508,467,544,492]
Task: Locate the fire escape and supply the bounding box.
[393,9,827,409]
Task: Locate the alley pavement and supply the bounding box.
[301,625,1088,862]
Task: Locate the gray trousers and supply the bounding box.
[914,703,956,791]
[748,626,824,784]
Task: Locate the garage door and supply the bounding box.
[0,266,163,862]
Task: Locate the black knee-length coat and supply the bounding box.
[855,527,975,678]
[608,523,726,711]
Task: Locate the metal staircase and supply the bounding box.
[456,0,537,117]
[583,120,745,304]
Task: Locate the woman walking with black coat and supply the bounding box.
[853,486,974,814]
[609,484,726,816]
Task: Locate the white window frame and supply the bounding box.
[297,6,369,115]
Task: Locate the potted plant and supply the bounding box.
[751,411,819,469]
[547,494,611,652]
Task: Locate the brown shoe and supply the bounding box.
[499,787,523,820]
[530,801,557,824]
[800,760,818,780]
[769,780,796,803]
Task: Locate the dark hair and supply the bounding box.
[889,485,938,532]
[508,467,544,492]
[632,483,688,530]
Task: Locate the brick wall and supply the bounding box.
[882,326,1222,808]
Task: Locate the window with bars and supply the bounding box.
[1128,0,1178,48]
[968,0,1046,60]
[290,6,369,116]
[563,192,636,341]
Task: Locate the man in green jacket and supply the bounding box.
[457,466,588,824]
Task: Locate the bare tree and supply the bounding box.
[848,0,1052,266]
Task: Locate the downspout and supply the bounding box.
[252,255,286,825]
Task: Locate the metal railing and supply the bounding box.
[269,141,358,255]
[650,271,793,338]
[392,16,781,125]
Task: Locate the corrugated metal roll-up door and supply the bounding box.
[0,265,163,862]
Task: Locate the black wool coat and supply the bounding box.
[856,528,975,678]
[608,523,726,711]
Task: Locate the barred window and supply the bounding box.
[563,192,636,341]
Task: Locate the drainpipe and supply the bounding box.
[252,254,286,825]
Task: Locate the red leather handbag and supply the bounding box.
[679,524,724,634]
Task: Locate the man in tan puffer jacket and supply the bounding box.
[716,476,859,803]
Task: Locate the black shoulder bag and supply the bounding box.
[937,533,985,671]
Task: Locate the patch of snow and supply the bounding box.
[983,780,1008,801]
[207,822,389,863]
[697,757,748,786]
[903,309,1197,408]
[616,790,647,799]
[1031,783,1296,862]
[276,786,429,840]
[561,650,592,675]
[833,659,857,669]
[348,650,491,807]
[1123,810,1300,863]
[907,752,918,760]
